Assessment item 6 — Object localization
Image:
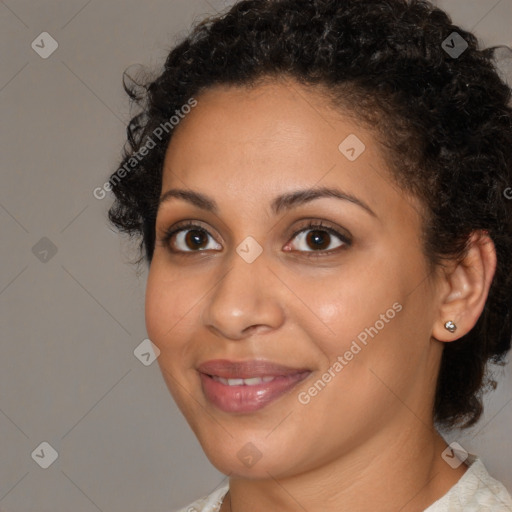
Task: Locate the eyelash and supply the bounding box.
[160,220,352,259]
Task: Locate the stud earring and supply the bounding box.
[444,320,457,333]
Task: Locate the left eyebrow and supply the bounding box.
[270,186,377,217]
[158,186,377,218]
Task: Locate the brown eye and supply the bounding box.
[305,230,331,250]
[184,230,209,250]
[164,224,222,253]
[286,222,351,256]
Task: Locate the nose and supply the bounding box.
[200,250,285,340]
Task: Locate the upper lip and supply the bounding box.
[197,359,311,379]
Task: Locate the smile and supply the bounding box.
[197,359,311,413]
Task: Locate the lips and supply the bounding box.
[197,359,311,413]
[198,359,309,379]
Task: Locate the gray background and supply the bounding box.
[1,1,511,511]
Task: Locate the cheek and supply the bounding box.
[145,267,168,344]
[301,249,428,392]
[145,263,202,410]
[145,261,197,350]
[302,263,403,349]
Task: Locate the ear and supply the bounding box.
[432,231,497,342]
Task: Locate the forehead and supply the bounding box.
[160,79,420,222]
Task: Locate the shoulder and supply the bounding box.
[425,455,512,511]
[173,484,229,512]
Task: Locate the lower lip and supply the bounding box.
[199,372,311,413]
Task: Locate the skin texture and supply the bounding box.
[145,78,496,512]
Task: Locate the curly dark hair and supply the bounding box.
[107,0,512,429]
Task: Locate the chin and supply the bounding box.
[196,433,304,480]
[207,452,286,479]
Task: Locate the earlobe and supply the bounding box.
[432,231,497,343]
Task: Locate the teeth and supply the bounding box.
[227,378,244,386]
[243,377,264,386]
[212,376,276,386]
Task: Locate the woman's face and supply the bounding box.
[145,78,444,478]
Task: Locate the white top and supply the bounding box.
[174,455,512,512]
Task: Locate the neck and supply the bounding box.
[221,421,467,512]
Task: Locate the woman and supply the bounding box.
[107,0,512,510]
